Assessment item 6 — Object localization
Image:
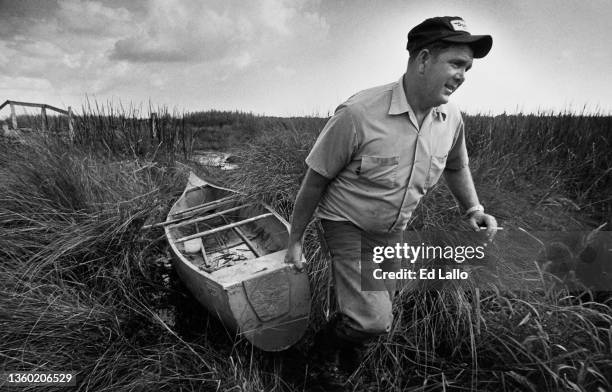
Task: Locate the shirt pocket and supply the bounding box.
[358,155,400,188]
[425,153,447,189]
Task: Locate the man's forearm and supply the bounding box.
[443,166,480,212]
[289,169,331,243]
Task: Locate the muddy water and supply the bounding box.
[191,151,238,171]
[150,253,233,345]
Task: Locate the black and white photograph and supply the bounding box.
[1,1,611,391]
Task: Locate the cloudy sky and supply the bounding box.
[1,0,611,116]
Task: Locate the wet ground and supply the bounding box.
[191,151,238,171]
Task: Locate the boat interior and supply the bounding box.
[168,184,289,273]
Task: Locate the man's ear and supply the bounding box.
[417,49,431,74]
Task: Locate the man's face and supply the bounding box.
[422,45,474,107]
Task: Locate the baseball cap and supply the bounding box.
[407,16,492,58]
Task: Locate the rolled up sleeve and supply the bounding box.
[305,106,358,179]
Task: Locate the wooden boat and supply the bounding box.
[163,172,310,351]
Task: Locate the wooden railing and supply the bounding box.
[0,100,74,138]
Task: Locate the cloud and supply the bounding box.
[0,1,127,75]
[0,76,53,91]
[8,38,63,58]
[0,0,330,112]
[55,0,132,36]
[261,0,297,35]
[109,0,328,64]
[275,65,296,77]
[1,0,329,74]
[260,0,328,39]
[111,1,238,63]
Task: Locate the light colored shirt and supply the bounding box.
[305,76,469,233]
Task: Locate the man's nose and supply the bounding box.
[454,70,465,84]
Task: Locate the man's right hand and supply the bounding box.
[283,168,331,272]
[284,241,306,271]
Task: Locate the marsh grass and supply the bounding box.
[72,101,193,162]
[1,105,611,391]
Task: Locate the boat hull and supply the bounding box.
[165,173,310,351]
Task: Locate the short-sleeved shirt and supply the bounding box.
[305,76,469,233]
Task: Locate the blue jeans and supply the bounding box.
[319,219,402,343]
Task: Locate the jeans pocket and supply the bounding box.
[358,155,400,188]
[425,154,447,189]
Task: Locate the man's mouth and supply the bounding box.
[445,84,457,94]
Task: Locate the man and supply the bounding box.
[285,16,498,377]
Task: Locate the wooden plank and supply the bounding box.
[142,198,241,230]
[0,100,69,115]
[232,226,262,257]
[3,100,71,132]
[176,213,273,243]
[172,194,240,216]
[42,104,68,115]
[221,215,261,257]
[194,221,210,268]
[144,203,252,230]
[41,107,48,132]
[8,100,43,108]
[67,106,74,141]
[150,112,157,142]
[10,103,17,129]
[169,204,252,229]
[4,100,68,115]
[200,245,209,268]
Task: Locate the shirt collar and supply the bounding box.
[388,76,447,122]
[433,106,448,121]
[388,76,411,116]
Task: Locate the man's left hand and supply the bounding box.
[468,211,498,242]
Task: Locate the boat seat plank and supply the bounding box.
[220,215,262,258]
[172,194,240,216]
[165,204,253,229]
[176,213,273,243]
[144,200,247,230]
[232,226,262,257]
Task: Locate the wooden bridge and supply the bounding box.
[0,100,74,138]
